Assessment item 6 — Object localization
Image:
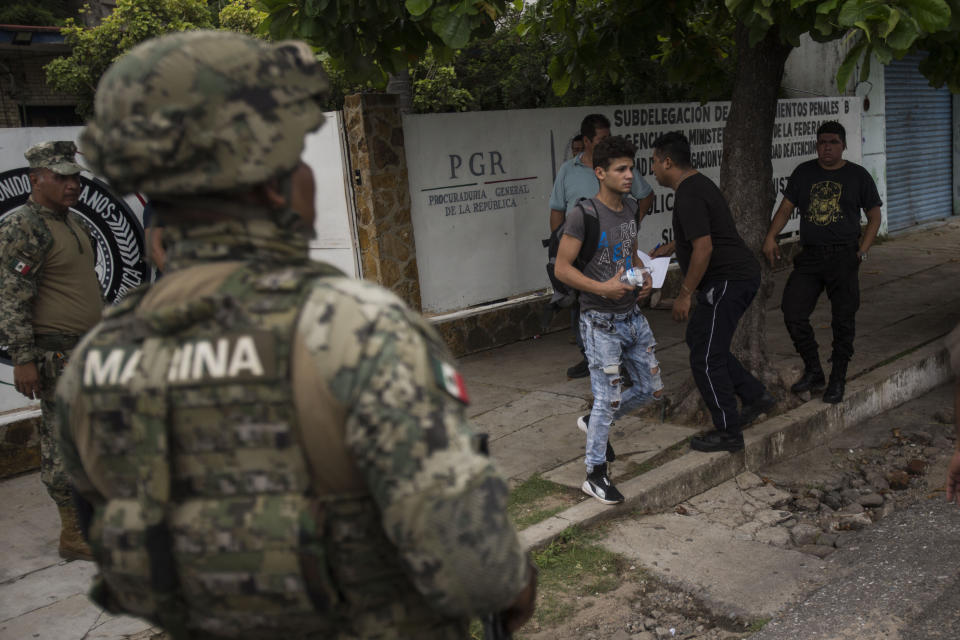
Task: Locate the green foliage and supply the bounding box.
[43,1,281,118]
[534,0,960,102]
[258,0,510,86]
[524,0,737,104]
[724,0,960,92]
[218,0,266,34]
[504,473,580,529]
[315,56,367,111]
[431,5,727,113]
[747,617,772,632]
[412,50,474,112]
[452,8,554,110]
[0,0,76,26]
[531,525,634,627]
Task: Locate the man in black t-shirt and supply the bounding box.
[651,132,774,453]
[763,121,882,404]
[653,131,776,451]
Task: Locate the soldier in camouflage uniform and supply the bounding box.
[56,30,537,639]
[0,140,101,560]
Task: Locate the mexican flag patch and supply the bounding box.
[431,356,470,404]
[11,260,32,275]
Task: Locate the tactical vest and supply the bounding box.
[78,261,452,639]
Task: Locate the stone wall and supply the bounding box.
[342,93,422,311]
[0,411,40,478]
[433,298,571,357]
[340,94,778,358]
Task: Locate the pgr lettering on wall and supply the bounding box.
[404,98,861,314]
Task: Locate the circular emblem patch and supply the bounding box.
[0,167,148,304]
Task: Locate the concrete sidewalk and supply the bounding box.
[468,219,960,546]
[2,219,958,639]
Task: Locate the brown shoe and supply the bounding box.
[58,504,94,561]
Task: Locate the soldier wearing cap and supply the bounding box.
[56,30,536,639]
[0,140,101,560]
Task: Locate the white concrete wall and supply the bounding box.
[782,35,858,98]
[859,55,888,235]
[302,112,361,278]
[404,98,862,314]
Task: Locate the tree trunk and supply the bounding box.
[720,22,793,386]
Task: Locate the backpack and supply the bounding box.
[544,198,599,310]
[543,197,639,310]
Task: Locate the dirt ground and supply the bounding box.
[514,382,957,640]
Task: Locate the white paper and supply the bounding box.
[636,250,672,289]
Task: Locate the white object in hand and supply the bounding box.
[619,267,649,286]
[636,249,671,289]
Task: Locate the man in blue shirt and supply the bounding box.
[549,114,654,378]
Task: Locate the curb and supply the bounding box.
[520,339,952,551]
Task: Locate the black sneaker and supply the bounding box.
[740,391,776,426]
[582,463,624,505]
[567,357,589,378]
[690,429,744,453]
[577,414,615,462]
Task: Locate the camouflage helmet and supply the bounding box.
[25,140,85,175]
[79,30,329,196]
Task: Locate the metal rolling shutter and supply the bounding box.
[884,53,953,231]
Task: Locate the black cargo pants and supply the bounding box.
[781,244,860,364]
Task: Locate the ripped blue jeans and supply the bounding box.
[580,307,664,471]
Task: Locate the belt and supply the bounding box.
[801,244,857,253]
[585,305,641,322]
[34,333,81,352]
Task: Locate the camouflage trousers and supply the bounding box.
[35,335,78,507]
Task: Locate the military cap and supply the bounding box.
[24,141,85,175]
[80,30,329,196]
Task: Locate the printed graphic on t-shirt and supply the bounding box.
[593,220,636,280]
[807,181,842,226]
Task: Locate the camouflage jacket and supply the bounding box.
[57,207,528,638]
[0,198,101,364]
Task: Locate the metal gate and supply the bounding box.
[884,53,953,231]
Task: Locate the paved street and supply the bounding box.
[751,497,960,639]
[536,380,960,639]
[750,383,960,639]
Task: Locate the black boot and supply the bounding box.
[823,360,848,404]
[790,353,825,394]
[567,356,589,378]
